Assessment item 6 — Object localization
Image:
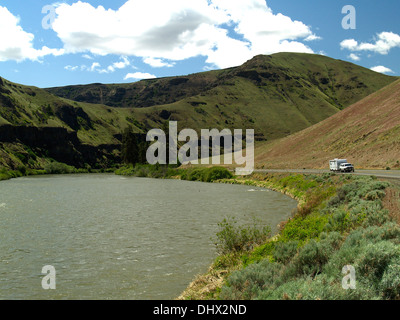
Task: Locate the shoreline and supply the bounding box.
[0,166,116,182]
[176,171,399,300]
[176,173,309,300]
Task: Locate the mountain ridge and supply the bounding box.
[0,52,398,170]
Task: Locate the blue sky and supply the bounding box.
[0,0,399,88]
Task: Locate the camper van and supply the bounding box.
[329,159,348,172]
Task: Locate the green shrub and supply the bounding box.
[273,241,299,264]
[291,239,332,277]
[116,165,232,181]
[213,217,271,255]
[187,168,205,181]
[115,164,180,178]
[17,165,27,176]
[356,241,399,285]
[280,213,330,244]
[258,274,378,300]
[44,162,75,174]
[241,241,276,267]
[218,174,396,300]
[325,208,351,233]
[181,167,233,182]
[204,167,233,182]
[380,257,400,299]
[220,259,283,300]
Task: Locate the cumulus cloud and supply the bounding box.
[99,56,131,73]
[65,56,132,74]
[82,54,94,60]
[304,34,322,42]
[64,65,79,71]
[0,6,64,62]
[50,0,318,68]
[341,32,400,55]
[348,53,360,61]
[370,66,394,74]
[89,62,101,72]
[144,57,175,68]
[124,72,157,80]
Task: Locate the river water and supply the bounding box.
[0,174,297,300]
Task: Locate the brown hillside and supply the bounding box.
[255,79,400,169]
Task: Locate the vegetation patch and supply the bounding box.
[115,164,233,183]
[178,172,399,300]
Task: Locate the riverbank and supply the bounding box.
[115,164,233,182]
[0,162,116,181]
[114,165,400,299]
[0,167,45,181]
[176,172,400,300]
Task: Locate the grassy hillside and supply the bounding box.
[255,79,400,169]
[0,76,137,144]
[47,53,397,142]
[0,52,397,170]
[0,76,138,169]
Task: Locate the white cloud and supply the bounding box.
[370,66,394,74]
[144,57,175,68]
[89,62,101,72]
[304,34,322,42]
[99,56,131,73]
[66,56,132,74]
[0,6,64,62]
[340,39,358,51]
[348,53,360,61]
[82,54,94,59]
[124,72,157,80]
[50,0,318,69]
[341,32,400,55]
[112,56,131,69]
[65,65,79,71]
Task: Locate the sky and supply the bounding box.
[0,0,399,88]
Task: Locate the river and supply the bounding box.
[0,174,297,300]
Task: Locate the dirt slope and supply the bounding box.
[255,79,400,169]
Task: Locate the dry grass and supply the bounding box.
[176,268,230,300]
[255,79,400,170]
[382,179,400,224]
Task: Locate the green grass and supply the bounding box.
[213,216,271,255]
[178,172,398,300]
[115,164,233,182]
[0,166,46,181]
[216,174,397,300]
[45,52,397,144]
[1,53,397,171]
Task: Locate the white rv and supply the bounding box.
[329,159,348,172]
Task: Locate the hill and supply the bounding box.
[47,53,396,142]
[254,79,400,169]
[0,76,137,169]
[0,52,397,170]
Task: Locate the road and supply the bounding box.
[253,169,400,180]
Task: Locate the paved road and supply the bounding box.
[254,169,400,180]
